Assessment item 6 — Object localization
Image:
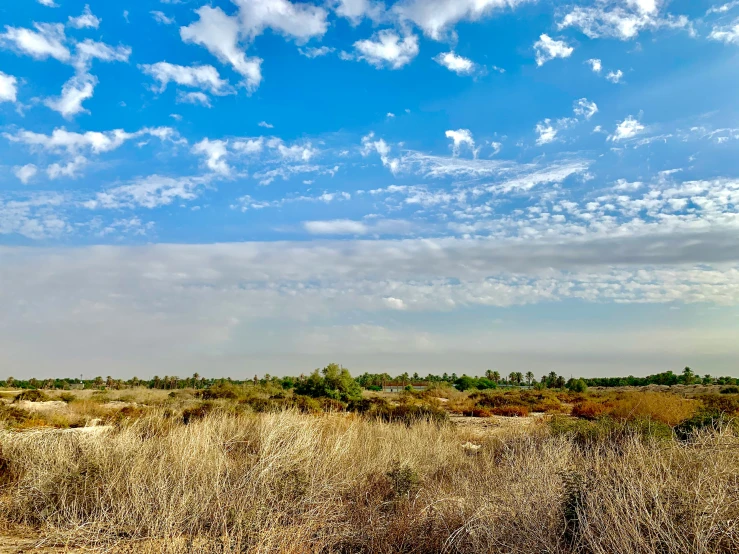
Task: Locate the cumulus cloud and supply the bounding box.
[180,6,263,92]
[393,0,532,40]
[192,138,231,175]
[177,91,211,107]
[85,175,210,209]
[433,51,476,74]
[151,11,176,25]
[0,23,70,62]
[533,34,573,66]
[180,0,329,92]
[333,0,385,24]
[0,71,18,103]
[709,20,739,44]
[609,115,646,141]
[353,30,419,69]
[14,164,38,184]
[44,73,97,118]
[445,129,475,156]
[140,62,231,95]
[37,0,59,6]
[586,58,602,73]
[68,5,101,29]
[298,46,335,58]
[46,155,88,179]
[574,98,598,120]
[559,0,691,40]
[535,119,558,145]
[606,69,624,83]
[304,219,368,235]
[361,132,400,173]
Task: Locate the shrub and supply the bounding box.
[720,386,739,395]
[58,392,75,403]
[291,395,322,414]
[674,410,737,441]
[605,392,699,426]
[386,461,419,499]
[182,402,217,424]
[13,389,49,403]
[531,399,564,413]
[567,379,588,393]
[470,407,493,417]
[491,405,529,417]
[199,383,240,400]
[699,394,739,415]
[572,401,608,420]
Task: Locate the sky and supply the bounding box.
[1,0,739,380]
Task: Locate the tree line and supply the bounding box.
[2,365,736,392]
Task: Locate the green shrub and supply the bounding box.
[567,379,588,393]
[674,410,736,441]
[386,461,419,499]
[13,390,49,403]
[720,386,739,394]
[199,383,240,400]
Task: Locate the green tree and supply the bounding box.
[525,371,534,386]
[682,366,696,385]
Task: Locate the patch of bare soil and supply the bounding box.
[450,413,550,435]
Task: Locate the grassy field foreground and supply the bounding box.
[0,396,738,553]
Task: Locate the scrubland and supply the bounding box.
[0,384,738,553]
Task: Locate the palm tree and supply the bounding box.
[492,371,500,384]
[525,371,534,386]
[508,372,516,385]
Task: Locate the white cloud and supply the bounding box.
[393,0,532,40]
[233,137,264,155]
[559,1,691,41]
[333,0,385,25]
[192,138,230,175]
[258,121,274,128]
[0,71,18,103]
[151,11,176,25]
[606,69,624,83]
[387,112,395,118]
[384,297,407,310]
[707,2,739,15]
[44,73,97,118]
[353,30,419,69]
[180,6,263,92]
[68,5,101,29]
[5,127,138,154]
[86,175,208,209]
[14,164,38,184]
[180,0,329,92]
[47,155,88,179]
[585,58,602,73]
[37,0,59,6]
[361,132,400,173]
[269,138,319,162]
[304,219,368,235]
[0,23,70,62]
[177,91,211,107]
[533,34,573,66]
[609,115,646,141]
[535,119,558,145]
[433,51,476,74]
[298,46,335,58]
[74,40,131,72]
[445,129,475,156]
[141,62,231,95]
[490,141,502,155]
[574,98,598,120]
[709,20,739,44]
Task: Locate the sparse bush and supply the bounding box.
[699,393,739,415]
[491,405,529,417]
[199,383,240,400]
[13,389,49,403]
[720,386,739,394]
[605,391,699,426]
[572,400,608,420]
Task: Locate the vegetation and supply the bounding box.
[1,365,738,551]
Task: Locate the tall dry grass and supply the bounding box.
[0,410,737,553]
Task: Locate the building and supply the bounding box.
[382,382,429,393]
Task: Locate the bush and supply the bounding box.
[572,401,608,420]
[199,383,240,400]
[567,379,588,393]
[674,410,737,441]
[605,392,699,426]
[13,390,49,403]
[491,405,529,417]
[720,386,739,394]
[698,394,739,415]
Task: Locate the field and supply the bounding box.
[0,384,738,553]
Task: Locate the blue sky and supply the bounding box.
[1,0,739,378]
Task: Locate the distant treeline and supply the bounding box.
[1,366,736,392]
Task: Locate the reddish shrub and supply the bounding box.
[491,405,529,417]
[470,407,493,418]
[571,401,608,420]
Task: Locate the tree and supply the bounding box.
[681,366,696,385]
[6,376,14,388]
[295,363,362,402]
[567,378,587,393]
[492,371,500,384]
[525,371,534,386]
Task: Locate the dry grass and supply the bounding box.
[0,409,737,553]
